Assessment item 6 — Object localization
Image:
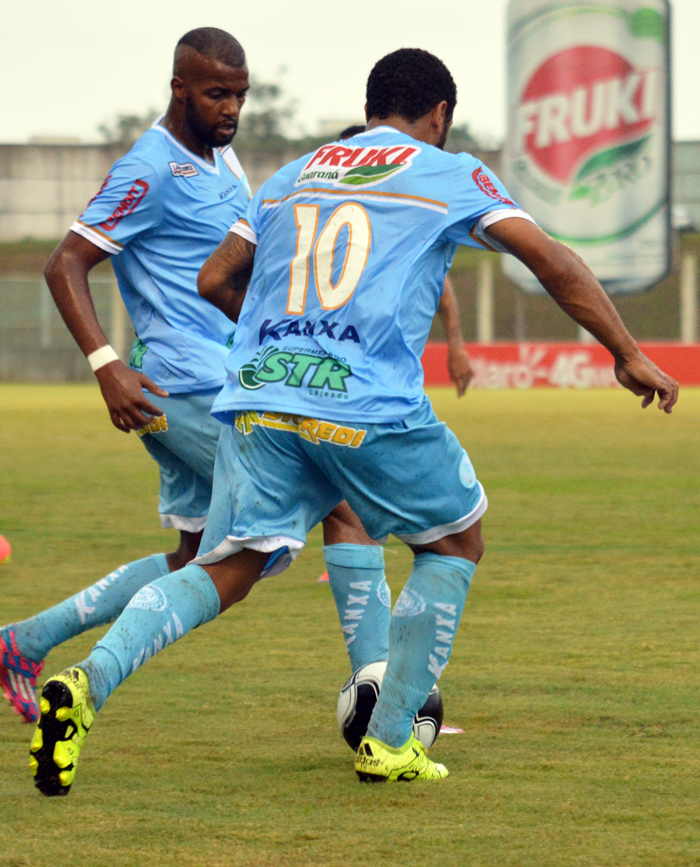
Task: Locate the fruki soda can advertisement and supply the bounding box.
[503,0,671,294]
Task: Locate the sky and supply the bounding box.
[2,0,699,144]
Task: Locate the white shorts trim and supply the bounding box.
[159,514,208,533]
[192,534,304,577]
[394,484,488,545]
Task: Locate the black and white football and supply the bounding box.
[337,660,443,751]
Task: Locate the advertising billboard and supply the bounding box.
[503,0,671,294]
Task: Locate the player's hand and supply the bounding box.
[447,344,473,398]
[95,360,169,433]
[614,351,679,414]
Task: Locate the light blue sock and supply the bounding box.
[13,553,170,662]
[323,544,390,672]
[77,563,220,711]
[367,553,476,748]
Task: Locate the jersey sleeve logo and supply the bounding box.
[81,174,113,215]
[169,161,199,178]
[98,179,150,231]
[296,144,421,189]
[472,167,514,206]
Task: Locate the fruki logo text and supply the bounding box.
[515,46,659,189]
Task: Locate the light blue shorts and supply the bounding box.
[138,389,221,533]
[195,396,487,573]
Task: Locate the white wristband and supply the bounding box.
[87,345,120,373]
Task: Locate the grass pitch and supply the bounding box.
[1,383,699,867]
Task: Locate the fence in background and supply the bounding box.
[0,274,132,382]
[0,254,697,384]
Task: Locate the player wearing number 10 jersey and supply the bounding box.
[216,131,529,424]
[32,48,677,790]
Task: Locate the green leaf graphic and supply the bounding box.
[574,136,650,184]
[626,8,665,42]
[238,346,277,390]
[340,164,402,185]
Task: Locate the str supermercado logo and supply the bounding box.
[295,143,421,188]
[238,346,353,396]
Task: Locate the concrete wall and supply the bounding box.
[0,141,503,242]
[1,138,695,242]
[674,141,700,228]
[0,142,296,242]
[0,144,125,241]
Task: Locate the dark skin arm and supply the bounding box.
[486,218,679,412]
[44,232,168,432]
[437,275,472,397]
[198,232,256,322]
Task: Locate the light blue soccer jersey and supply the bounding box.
[72,123,251,393]
[213,126,533,423]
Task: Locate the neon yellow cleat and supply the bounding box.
[29,668,96,796]
[355,734,449,783]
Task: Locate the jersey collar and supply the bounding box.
[354,125,404,137]
[152,121,221,175]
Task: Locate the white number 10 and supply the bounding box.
[286,202,372,315]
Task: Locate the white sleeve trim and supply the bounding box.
[230,220,258,245]
[472,209,536,253]
[70,221,122,255]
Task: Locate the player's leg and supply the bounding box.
[301,397,487,781]
[321,504,390,672]
[362,521,483,750]
[30,417,339,795]
[29,549,265,796]
[1,393,218,723]
[0,552,173,723]
[0,525,204,724]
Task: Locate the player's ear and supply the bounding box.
[432,101,449,129]
[363,103,369,122]
[171,76,186,103]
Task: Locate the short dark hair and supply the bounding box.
[176,27,246,69]
[339,124,366,140]
[366,48,457,124]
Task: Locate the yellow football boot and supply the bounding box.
[355,734,448,782]
[29,667,96,796]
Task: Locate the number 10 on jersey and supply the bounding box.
[287,202,371,315]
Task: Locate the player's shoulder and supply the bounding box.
[255,151,314,201]
[112,123,225,184]
[217,144,252,198]
[108,126,170,184]
[417,145,480,177]
[217,144,245,181]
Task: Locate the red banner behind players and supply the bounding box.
[422,343,700,389]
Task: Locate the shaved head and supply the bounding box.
[164,27,248,156]
[174,27,246,77]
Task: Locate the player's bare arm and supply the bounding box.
[485,218,679,413]
[44,233,168,433]
[438,275,472,397]
[198,232,256,322]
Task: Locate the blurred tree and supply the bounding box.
[96,73,297,150]
[97,109,160,146]
[237,73,298,144]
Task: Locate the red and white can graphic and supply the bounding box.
[504,0,671,294]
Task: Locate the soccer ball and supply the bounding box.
[337,660,443,751]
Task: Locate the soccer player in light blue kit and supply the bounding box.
[1,29,389,729]
[30,49,677,790]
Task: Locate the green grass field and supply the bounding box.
[1,384,699,867]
